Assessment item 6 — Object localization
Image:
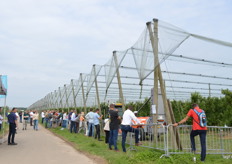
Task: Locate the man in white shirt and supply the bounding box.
[41,111,45,124]
[29,111,34,126]
[70,111,77,133]
[121,106,141,152]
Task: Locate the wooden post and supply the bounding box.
[71,79,77,113]
[209,83,211,97]
[54,90,58,109]
[80,73,87,114]
[113,51,125,112]
[167,99,183,150]
[58,87,63,111]
[93,65,101,114]
[64,84,70,112]
[146,21,159,123]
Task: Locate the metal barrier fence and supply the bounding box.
[43,120,232,157]
[118,123,166,152]
[121,124,232,157]
[166,125,232,156]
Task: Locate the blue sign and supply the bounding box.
[0,75,7,97]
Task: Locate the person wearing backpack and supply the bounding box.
[174,103,207,162]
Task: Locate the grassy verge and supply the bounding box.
[47,127,232,164]
[0,122,8,138]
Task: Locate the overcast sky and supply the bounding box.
[0,0,232,107]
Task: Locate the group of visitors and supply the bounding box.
[2,103,207,162]
[5,108,40,146]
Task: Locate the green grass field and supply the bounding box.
[0,122,8,138]
[48,127,232,164]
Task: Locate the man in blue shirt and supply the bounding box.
[94,109,103,141]
[85,108,95,137]
[7,108,18,145]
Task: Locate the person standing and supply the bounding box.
[23,111,30,130]
[78,112,85,133]
[104,117,110,144]
[68,110,73,128]
[33,111,39,131]
[70,111,77,133]
[74,112,80,133]
[0,107,3,131]
[61,111,68,130]
[7,108,18,145]
[19,111,22,123]
[41,111,45,124]
[94,109,103,141]
[85,109,95,137]
[174,103,207,162]
[29,110,34,126]
[0,114,3,131]
[109,104,120,151]
[121,106,141,152]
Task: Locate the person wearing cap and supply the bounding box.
[121,106,141,152]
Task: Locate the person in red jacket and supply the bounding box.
[174,103,207,162]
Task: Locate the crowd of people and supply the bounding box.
[38,104,142,152]
[2,104,142,152]
[1,103,207,161]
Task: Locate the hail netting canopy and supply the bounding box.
[28,19,232,110]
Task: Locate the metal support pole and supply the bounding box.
[113,51,125,112]
[80,73,87,114]
[93,65,101,114]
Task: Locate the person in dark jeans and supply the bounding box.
[19,111,22,123]
[94,109,103,141]
[109,104,120,151]
[70,111,77,133]
[174,103,207,162]
[7,108,18,145]
[121,106,141,152]
[190,130,207,160]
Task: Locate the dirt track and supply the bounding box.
[0,122,96,164]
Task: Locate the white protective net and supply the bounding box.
[28,18,232,109]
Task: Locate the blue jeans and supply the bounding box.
[70,121,77,133]
[121,125,139,152]
[109,129,118,150]
[62,120,67,128]
[33,120,38,130]
[190,130,207,161]
[88,123,95,137]
[49,119,53,128]
[45,118,49,128]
